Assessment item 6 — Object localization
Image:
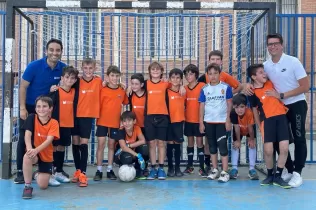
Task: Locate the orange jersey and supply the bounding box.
[116,125,143,144]
[58,87,75,127]
[249,80,288,119]
[76,77,102,118]
[97,86,129,128]
[185,82,205,123]
[230,108,254,136]
[167,89,186,123]
[129,92,146,127]
[205,72,239,89]
[145,80,169,115]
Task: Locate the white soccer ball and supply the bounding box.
[118,165,136,182]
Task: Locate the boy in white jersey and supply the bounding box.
[199,64,233,183]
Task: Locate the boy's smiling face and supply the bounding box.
[234,104,246,116]
[61,73,77,88]
[82,63,96,79]
[169,74,182,87]
[36,100,52,118]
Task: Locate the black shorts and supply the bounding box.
[96,126,119,139]
[144,115,169,141]
[167,122,184,143]
[141,127,147,140]
[53,127,71,146]
[184,122,204,137]
[37,156,53,174]
[263,115,290,143]
[232,127,250,141]
[71,117,93,139]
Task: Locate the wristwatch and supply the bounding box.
[280,93,284,99]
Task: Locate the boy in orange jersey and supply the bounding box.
[22,96,60,199]
[49,66,79,184]
[71,58,103,187]
[229,93,259,180]
[94,65,128,181]
[247,64,291,189]
[182,64,208,177]
[166,68,186,177]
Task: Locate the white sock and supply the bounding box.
[249,147,256,170]
[97,166,103,172]
[107,165,112,172]
[231,148,239,170]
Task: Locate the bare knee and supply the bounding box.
[98,138,106,150]
[158,140,165,148]
[108,139,115,150]
[264,143,273,156]
[279,140,289,155]
[149,140,157,148]
[56,145,65,152]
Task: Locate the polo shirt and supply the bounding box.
[263,53,307,105]
[22,57,67,105]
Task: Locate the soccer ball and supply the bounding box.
[118,165,136,182]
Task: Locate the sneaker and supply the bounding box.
[55,172,70,183]
[288,172,303,188]
[157,167,167,180]
[175,167,184,177]
[260,176,274,186]
[93,170,103,181]
[32,170,39,181]
[248,169,259,180]
[205,165,211,175]
[22,186,33,199]
[229,168,238,179]
[207,168,220,180]
[71,169,81,183]
[167,167,175,177]
[218,171,230,183]
[143,168,149,177]
[183,165,194,174]
[273,176,292,189]
[79,173,88,187]
[281,168,293,182]
[62,170,70,178]
[107,170,117,180]
[199,168,208,178]
[48,175,61,187]
[136,169,147,180]
[147,168,157,180]
[14,171,25,184]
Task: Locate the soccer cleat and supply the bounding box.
[143,168,149,177]
[48,175,61,187]
[136,169,146,180]
[199,168,208,178]
[62,170,70,179]
[14,171,25,184]
[167,167,175,177]
[248,169,259,180]
[79,173,88,187]
[22,186,33,199]
[183,165,194,174]
[229,168,238,179]
[107,170,117,180]
[207,168,220,180]
[157,167,167,180]
[93,170,103,181]
[260,176,274,186]
[71,169,81,183]
[55,172,70,183]
[147,168,157,180]
[273,176,292,189]
[288,172,303,188]
[175,167,184,177]
[281,168,293,183]
[218,171,230,183]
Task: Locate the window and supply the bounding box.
[0,2,5,56]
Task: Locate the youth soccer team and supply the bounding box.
[21,50,293,199]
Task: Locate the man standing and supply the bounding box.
[14,38,67,185]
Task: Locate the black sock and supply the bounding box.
[294,168,302,175]
[53,151,58,171]
[79,144,88,173]
[56,151,65,173]
[187,147,194,166]
[267,168,274,177]
[174,144,181,168]
[17,128,26,171]
[72,144,81,170]
[167,144,174,168]
[159,164,164,168]
[197,147,205,169]
[275,167,283,177]
[205,154,211,167]
[285,152,294,174]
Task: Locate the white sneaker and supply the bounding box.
[281,168,293,182]
[207,168,220,180]
[218,171,230,183]
[54,172,70,183]
[49,175,61,186]
[288,172,303,188]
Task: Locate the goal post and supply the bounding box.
[2,0,276,179]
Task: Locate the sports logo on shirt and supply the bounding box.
[37,133,47,138]
[221,89,225,94]
[54,77,60,80]
[62,101,73,105]
[281,68,287,72]
[149,90,162,94]
[133,105,144,109]
[81,90,94,94]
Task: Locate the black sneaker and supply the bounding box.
[205,166,211,175]
[260,176,274,186]
[143,168,149,177]
[167,167,175,177]
[107,170,117,180]
[183,165,194,174]
[22,186,33,199]
[199,168,208,178]
[62,170,70,178]
[136,169,146,180]
[14,171,25,184]
[93,170,103,181]
[273,176,292,189]
[175,167,184,177]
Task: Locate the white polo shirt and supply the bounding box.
[263,53,307,105]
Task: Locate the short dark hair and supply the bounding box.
[247,64,264,81]
[121,111,136,121]
[183,64,199,79]
[267,33,283,45]
[206,63,221,73]
[106,65,121,75]
[82,57,96,66]
[208,50,223,61]
[46,38,63,51]
[35,96,53,108]
[169,68,183,79]
[131,73,145,84]
[62,66,79,78]
[148,61,164,79]
[232,94,247,106]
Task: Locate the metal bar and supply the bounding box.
[118,15,121,69]
[66,15,70,68]
[197,17,200,68]
[75,15,78,67]
[212,17,215,50]
[303,17,306,67]
[310,17,314,162]
[287,17,290,55]
[92,12,97,58]
[134,16,136,74]
[189,16,192,64]
[19,15,22,74]
[141,16,144,74]
[180,15,184,69]
[126,16,128,85]
[83,13,89,57]
[204,17,207,70]
[150,15,154,63]
[158,17,160,61]
[110,15,113,65]
[1,13,5,163]
[173,16,176,68]
[220,17,223,53]
[166,16,168,77]
[237,14,241,81]
[294,17,298,58]
[101,14,105,78]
